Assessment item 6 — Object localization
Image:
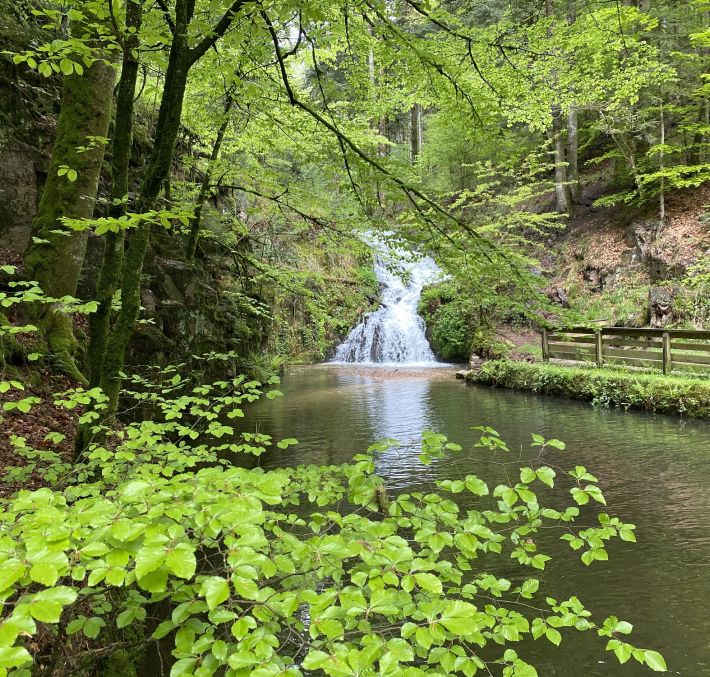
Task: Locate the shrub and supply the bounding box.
[0,368,668,675]
[419,283,477,361]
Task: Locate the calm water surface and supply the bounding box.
[243,365,710,676]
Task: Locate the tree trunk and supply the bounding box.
[23,26,115,383]
[186,95,233,262]
[551,105,571,214]
[410,103,422,162]
[566,0,581,204]
[88,0,143,388]
[546,0,571,214]
[567,105,581,203]
[659,100,666,227]
[99,33,192,417]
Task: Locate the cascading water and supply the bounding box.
[333,245,442,365]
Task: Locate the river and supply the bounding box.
[244,364,710,676]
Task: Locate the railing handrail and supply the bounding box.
[540,325,710,375]
[547,326,710,340]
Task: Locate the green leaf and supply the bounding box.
[414,572,442,594]
[231,575,258,599]
[201,576,230,610]
[166,544,196,580]
[135,546,165,578]
[29,562,59,586]
[152,620,176,640]
[0,646,32,669]
[643,650,668,672]
[0,560,26,592]
[29,587,78,623]
[465,475,489,496]
[116,608,136,629]
[536,467,556,487]
[440,600,478,635]
[545,627,562,646]
[231,615,256,640]
[83,616,105,639]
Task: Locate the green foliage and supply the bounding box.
[0,365,665,674]
[471,361,710,419]
[267,248,379,363]
[563,284,651,328]
[418,283,477,362]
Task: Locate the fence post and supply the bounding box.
[542,328,549,362]
[662,331,671,375]
[595,330,603,367]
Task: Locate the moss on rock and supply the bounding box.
[469,360,710,418]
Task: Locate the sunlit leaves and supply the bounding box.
[0,361,661,677]
[200,577,230,610]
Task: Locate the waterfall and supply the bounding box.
[333,244,442,365]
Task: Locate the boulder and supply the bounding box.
[648,286,677,328]
[469,354,484,369]
[547,287,570,308]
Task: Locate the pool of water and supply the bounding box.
[242,364,710,676]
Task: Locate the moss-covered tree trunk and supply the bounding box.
[23,34,115,383]
[88,0,143,388]
[95,0,248,420]
[99,15,192,416]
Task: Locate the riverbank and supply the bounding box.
[467,360,710,418]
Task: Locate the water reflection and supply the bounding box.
[358,371,437,486]
[246,365,710,676]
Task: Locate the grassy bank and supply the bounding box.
[468,361,710,418]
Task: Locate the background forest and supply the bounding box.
[0,0,707,675]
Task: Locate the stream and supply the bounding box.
[240,242,710,675]
[246,364,710,676]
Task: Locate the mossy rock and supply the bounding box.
[418,282,477,362]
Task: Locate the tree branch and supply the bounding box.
[189,0,249,65]
[154,0,176,34]
[261,9,494,256]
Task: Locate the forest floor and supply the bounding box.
[544,185,710,313]
[0,368,79,499]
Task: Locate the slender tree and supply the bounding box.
[88,0,143,388]
[98,0,249,418]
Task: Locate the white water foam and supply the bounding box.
[332,242,443,365]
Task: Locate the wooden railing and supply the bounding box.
[541,327,710,375]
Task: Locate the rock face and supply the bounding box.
[0,143,48,251]
[582,267,605,292]
[124,234,273,371]
[469,354,484,369]
[547,287,570,308]
[648,286,677,328]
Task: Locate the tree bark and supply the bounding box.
[659,100,666,227]
[410,103,422,162]
[99,4,192,417]
[546,0,571,214]
[23,25,116,383]
[566,0,581,204]
[567,105,580,203]
[88,0,143,388]
[551,106,571,214]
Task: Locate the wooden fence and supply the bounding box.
[541,327,710,375]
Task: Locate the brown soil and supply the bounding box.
[0,368,79,500]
